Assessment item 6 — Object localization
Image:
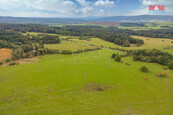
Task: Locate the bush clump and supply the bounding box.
[168,62,173,69]
[9,62,18,66]
[140,66,149,73]
[157,70,169,77]
[0,62,3,65]
[5,59,11,63]
[61,50,72,54]
[111,53,116,58]
[115,55,121,62]
[163,66,168,70]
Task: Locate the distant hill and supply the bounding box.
[0,17,85,24]
[85,22,120,27]
[0,15,172,24]
[92,15,173,22]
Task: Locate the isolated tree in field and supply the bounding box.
[115,54,121,62]
[140,66,149,73]
[111,53,116,58]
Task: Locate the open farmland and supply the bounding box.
[0,49,173,114]
[1,23,173,114]
[44,40,99,52]
[70,36,173,50]
[22,32,79,39]
[131,36,173,49]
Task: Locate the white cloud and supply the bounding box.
[0,0,79,17]
[77,0,90,6]
[94,0,115,7]
[0,0,119,17]
[80,7,94,15]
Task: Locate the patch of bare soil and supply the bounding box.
[17,56,40,64]
[2,56,40,67]
[0,48,12,61]
[84,82,112,92]
[2,96,15,102]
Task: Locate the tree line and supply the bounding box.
[129,49,173,69]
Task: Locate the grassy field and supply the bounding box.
[0,49,173,114]
[164,49,173,55]
[70,38,121,49]
[70,36,173,50]
[22,32,79,39]
[44,40,99,52]
[131,36,173,50]
[23,32,173,50]
[22,32,58,36]
[1,31,173,114]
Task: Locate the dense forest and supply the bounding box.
[124,29,173,39]
[120,23,146,27]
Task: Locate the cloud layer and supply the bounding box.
[0,0,117,17]
[0,0,172,17]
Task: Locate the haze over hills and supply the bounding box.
[0,15,173,24]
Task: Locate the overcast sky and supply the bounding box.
[0,0,172,17]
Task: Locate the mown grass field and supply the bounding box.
[131,36,173,50]
[0,49,173,114]
[44,40,99,52]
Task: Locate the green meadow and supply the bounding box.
[44,40,99,52]
[22,32,79,39]
[165,49,173,55]
[70,36,173,50]
[1,31,173,114]
[0,49,173,114]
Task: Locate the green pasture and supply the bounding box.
[164,49,173,55]
[44,40,99,52]
[0,49,173,114]
[22,32,79,39]
[70,36,173,50]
